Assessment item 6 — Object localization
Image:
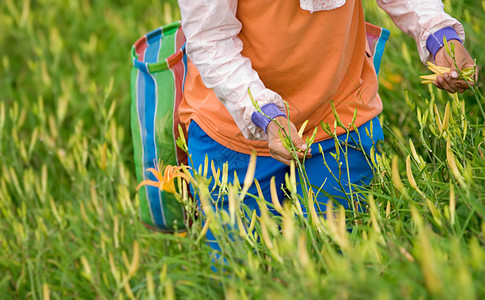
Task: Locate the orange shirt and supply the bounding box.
[179,0,382,156]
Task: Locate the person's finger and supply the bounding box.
[269,140,293,158]
[448,77,474,92]
[291,136,311,157]
[455,87,466,93]
[456,80,473,90]
[294,149,308,160]
[284,122,311,157]
[448,68,459,80]
[269,147,293,166]
[444,72,459,88]
[292,137,306,151]
[435,77,456,93]
[435,74,457,93]
[446,72,470,91]
[452,79,467,92]
[269,137,311,164]
[276,138,308,160]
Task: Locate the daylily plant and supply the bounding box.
[137,164,191,194]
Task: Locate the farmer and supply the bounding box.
[177,0,476,250]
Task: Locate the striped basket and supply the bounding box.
[130,22,188,232]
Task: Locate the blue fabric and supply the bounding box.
[251,103,287,133]
[426,27,462,59]
[187,116,384,251]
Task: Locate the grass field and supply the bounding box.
[1,0,484,299]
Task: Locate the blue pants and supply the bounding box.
[187,117,383,251]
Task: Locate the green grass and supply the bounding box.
[1,0,484,299]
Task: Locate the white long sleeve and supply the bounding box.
[376,0,465,63]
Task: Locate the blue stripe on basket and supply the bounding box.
[139,37,166,228]
[135,67,155,226]
[373,28,390,76]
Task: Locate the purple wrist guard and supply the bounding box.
[251,103,287,133]
[426,27,462,59]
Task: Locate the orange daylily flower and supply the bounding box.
[137,164,191,194]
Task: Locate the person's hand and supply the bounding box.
[434,40,477,93]
[267,116,311,166]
